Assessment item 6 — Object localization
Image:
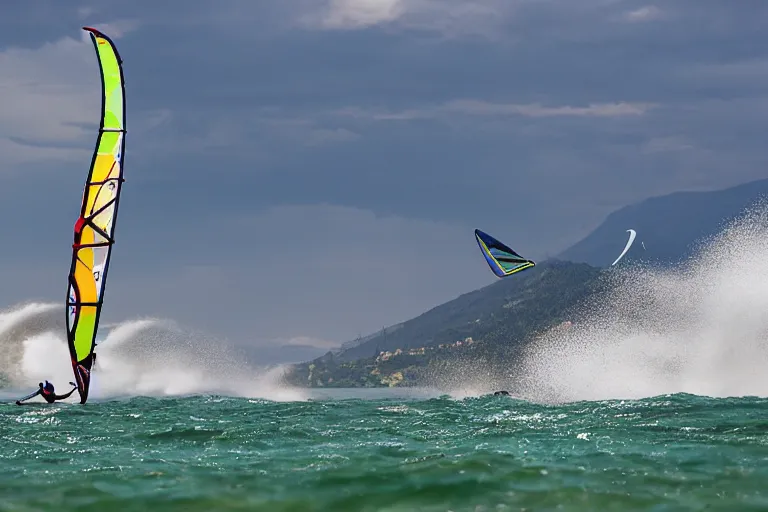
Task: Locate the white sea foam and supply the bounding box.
[0,305,304,402]
[518,205,768,402]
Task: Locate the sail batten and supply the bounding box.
[474,229,535,278]
[66,27,126,404]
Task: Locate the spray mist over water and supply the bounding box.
[423,357,509,400]
[0,303,305,401]
[517,205,768,402]
[0,303,63,386]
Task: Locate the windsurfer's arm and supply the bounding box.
[55,387,77,400]
[15,389,41,405]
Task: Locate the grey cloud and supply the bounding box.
[1,0,768,346]
[306,127,361,147]
[0,26,162,168]
[301,0,515,40]
[621,5,664,23]
[335,100,655,121]
[310,0,405,29]
[98,204,489,344]
[0,37,96,145]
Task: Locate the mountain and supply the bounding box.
[338,323,404,352]
[286,261,605,387]
[286,179,768,387]
[335,260,600,362]
[333,178,768,360]
[558,178,768,267]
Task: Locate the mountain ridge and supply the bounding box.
[288,178,768,386]
[558,178,768,267]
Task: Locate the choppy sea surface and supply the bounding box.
[2,389,767,511]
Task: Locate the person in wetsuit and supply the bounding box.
[15,380,77,405]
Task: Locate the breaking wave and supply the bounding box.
[0,303,304,402]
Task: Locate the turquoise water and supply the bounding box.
[2,391,767,511]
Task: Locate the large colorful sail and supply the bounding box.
[66,27,126,404]
[474,229,535,278]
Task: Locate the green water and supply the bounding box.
[2,392,767,511]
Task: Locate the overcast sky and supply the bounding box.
[1,0,767,354]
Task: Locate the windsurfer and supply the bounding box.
[15,380,77,405]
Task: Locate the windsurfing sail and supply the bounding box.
[611,229,636,266]
[474,229,535,278]
[66,27,126,404]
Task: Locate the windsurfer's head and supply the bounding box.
[42,381,54,394]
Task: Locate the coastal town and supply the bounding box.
[375,337,477,363]
[294,319,576,389]
[301,336,480,388]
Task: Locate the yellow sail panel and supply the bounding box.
[66,27,126,404]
